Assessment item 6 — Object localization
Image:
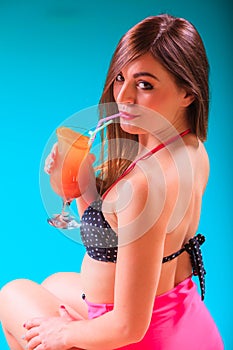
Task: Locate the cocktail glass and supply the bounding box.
[48,126,90,229]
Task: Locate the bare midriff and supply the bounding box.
[80,250,193,304]
[81,253,116,303]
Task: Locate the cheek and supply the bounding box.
[146,91,180,115]
[113,84,119,101]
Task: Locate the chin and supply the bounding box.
[120,120,145,135]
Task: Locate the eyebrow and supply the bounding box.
[133,72,160,81]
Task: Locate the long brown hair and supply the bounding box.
[97,14,209,195]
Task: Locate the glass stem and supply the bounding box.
[61,200,71,218]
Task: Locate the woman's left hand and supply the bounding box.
[23,306,75,350]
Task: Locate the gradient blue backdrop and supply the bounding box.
[0,0,232,348]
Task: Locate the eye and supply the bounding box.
[137,81,154,90]
[115,73,124,82]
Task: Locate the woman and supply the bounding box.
[0,14,223,349]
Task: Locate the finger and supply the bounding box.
[34,344,45,350]
[44,158,54,174]
[51,142,58,158]
[88,153,96,164]
[27,335,41,350]
[59,305,74,321]
[23,317,44,330]
[44,143,58,174]
[45,155,55,166]
[23,327,39,342]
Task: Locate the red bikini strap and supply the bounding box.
[102,129,191,200]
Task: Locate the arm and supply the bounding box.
[64,169,174,349]
[76,153,99,216]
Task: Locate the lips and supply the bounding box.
[119,111,139,120]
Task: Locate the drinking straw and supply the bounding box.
[88,113,120,145]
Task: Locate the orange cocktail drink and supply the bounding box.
[50,127,90,201]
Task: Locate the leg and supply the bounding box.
[0,278,87,349]
[2,326,24,350]
[41,272,88,319]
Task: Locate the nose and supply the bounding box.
[115,83,136,104]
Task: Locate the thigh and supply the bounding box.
[41,272,88,319]
[0,278,87,349]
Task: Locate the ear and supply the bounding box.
[181,91,195,108]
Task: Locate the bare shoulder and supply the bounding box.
[114,157,176,242]
[187,138,210,193]
[116,155,168,210]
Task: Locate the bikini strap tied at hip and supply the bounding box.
[162,234,206,300]
[184,234,206,300]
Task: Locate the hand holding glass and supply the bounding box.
[48,127,90,229]
[45,111,120,229]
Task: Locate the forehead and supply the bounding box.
[121,52,169,78]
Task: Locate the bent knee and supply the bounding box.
[1,278,35,294]
[0,279,37,306]
[42,272,66,287]
[42,272,81,291]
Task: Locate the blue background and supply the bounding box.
[0,0,232,348]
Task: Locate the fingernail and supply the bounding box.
[21,335,25,339]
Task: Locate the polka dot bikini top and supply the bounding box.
[80,129,206,300]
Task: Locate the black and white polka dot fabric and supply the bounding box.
[162,234,206,300]
[185,234,206,300]
[80,200,206,299]
[80,199,118,262]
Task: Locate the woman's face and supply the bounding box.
[113,52,193,135]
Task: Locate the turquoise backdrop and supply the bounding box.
[0,0,232,348]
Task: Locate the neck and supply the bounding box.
[138,123,191,154]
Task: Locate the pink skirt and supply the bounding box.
[83,277,223,349]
